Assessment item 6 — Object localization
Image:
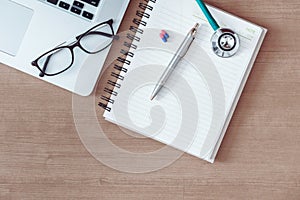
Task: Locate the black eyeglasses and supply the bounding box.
[31,19,115,77]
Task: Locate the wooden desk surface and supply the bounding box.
[0,0,299,199]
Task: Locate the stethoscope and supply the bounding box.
[196,0,240,58]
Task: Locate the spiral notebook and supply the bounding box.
[99,0,267,163]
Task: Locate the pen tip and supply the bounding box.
[150,96,154,101]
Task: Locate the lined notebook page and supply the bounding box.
[104,0,265,162]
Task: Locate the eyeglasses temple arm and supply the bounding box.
[76,31,114,40]
[39,54,52,77]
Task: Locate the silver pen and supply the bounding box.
[150,23,199,100]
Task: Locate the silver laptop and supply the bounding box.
[0,0,130,96]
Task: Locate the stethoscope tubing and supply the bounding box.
[195,0,220,31]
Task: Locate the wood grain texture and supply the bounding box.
[0,0,299,199]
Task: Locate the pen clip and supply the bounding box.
[181,23,199,57]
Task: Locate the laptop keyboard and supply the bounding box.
[41,0,101,21]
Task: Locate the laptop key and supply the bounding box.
[41,0,99,21]
[82,11,94,20]
[47,0,58,5]
[59,1,70,10]
[73,1,84,9]
[81,0,100,7]
[71,7,82,15]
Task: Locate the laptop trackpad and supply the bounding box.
[0,1,33,56]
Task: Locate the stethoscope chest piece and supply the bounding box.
[211,28,240,58]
